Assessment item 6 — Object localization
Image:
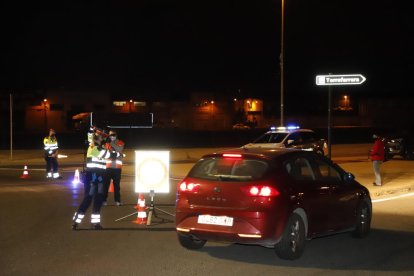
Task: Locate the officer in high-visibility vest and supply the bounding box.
[103,130,125,206]
[43,128,61,179]
[72,133,110,230]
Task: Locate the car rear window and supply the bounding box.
[188,157,269,182]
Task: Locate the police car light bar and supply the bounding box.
[287,125,300,130]
[270,125,300,131]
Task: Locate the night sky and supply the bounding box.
[2,0,413,102]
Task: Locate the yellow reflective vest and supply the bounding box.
[44,136,58,156]
[86,145,109,170]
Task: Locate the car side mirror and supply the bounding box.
[344,172,355,182]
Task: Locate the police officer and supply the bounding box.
[103,130,125,206]
[72,134,109,230]
[43,128,61,179]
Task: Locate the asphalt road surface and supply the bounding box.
[0,156,413,275]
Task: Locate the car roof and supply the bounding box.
[202,147,304,160]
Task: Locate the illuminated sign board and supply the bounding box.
[316,74,366,86]
[135,151,170,193]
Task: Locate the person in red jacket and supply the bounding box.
[370,134,385,186]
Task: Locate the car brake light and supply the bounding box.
[179,181,200,193]
[241,185,280,197]
[222,153,242,158]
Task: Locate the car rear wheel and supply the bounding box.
[403,149,413,160]
[315,149,324,155]
[177,233,206,250]
[274,213,306,260]
[352,201,371,238]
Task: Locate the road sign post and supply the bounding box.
[316,74,366,159]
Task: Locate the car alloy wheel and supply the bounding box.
[274,213,306,260]
[352,201,371,238]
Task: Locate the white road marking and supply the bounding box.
[372,192,414,203]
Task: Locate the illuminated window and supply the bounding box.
[113,101,127,107]
[133,101,147,107]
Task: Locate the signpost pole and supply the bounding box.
[316,73,366,159]
[10,93,13,160]
[327,85,332,159]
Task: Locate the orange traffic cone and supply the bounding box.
[20,165,30,179]
[132,193,147,225]
[109,180,114,193]
[72,169,82,184]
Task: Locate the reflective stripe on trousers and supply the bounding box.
[73,212,85,224]
[91,213,101,224]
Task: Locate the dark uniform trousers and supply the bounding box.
[44,152,58,173]
[76,169,105,217]
[103,168,122,202]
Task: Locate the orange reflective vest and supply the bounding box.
[105,140,125,169]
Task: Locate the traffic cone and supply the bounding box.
[109,180,114,193]
[20,165,30,179]
[132,193,147,225]
[72,169,82,184]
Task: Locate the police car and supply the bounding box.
[243,126,328,155]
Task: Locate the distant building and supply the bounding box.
[13,90,414,134]
[24,90,111,133]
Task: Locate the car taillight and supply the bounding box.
[178,181,200,193]
[240,185,280,197]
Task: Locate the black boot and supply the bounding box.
[72,222,78,230]
[92,223,103,230]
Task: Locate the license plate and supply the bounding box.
[197,215,234,226]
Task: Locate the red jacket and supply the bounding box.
[370,138,385,161]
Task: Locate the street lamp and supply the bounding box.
[129,99,133,113]
[280,0,285,126]
[43,98,48,131]
[343,95,348,109]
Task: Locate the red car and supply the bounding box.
[175,148,372,260]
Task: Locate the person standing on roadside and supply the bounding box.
[43,128,61,179]
[103,130,125,206]
[370,134,385,186]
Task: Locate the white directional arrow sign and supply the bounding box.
[316,74,366,86]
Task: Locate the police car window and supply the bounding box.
[253,133,287,143]
[302,132,316,142]
[285,157,315,181]
[270,133,288,143]
[287,133,303,144]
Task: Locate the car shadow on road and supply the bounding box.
[202,229,414,271]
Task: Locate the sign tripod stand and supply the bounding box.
[114,190,174,225]
[146,190,174,226]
